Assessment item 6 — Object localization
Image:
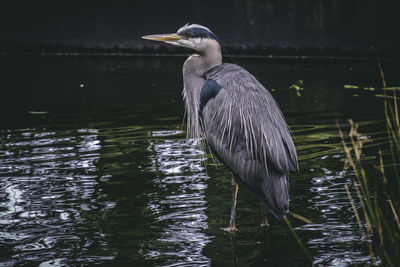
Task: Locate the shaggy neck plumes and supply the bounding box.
[182,38,222,140]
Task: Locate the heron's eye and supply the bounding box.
[185,35,191,40]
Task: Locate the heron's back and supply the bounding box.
[200,63,297,219]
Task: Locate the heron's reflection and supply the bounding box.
[226,227,293,266]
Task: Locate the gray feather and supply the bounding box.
[201,63,298,218]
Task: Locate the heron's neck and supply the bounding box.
[200,40,222,72]
[185,39,222,77]
[182,40,221,140]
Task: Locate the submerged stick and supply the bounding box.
[284,217,313,263]
[345,184,365,238]
[289,212,313,224]
[345,184,376,264]
[388,199,400,231]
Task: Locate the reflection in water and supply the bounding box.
[0,128,115,265]
[2,56,398,265]
[144,132,211,265]
[0,122,380,265]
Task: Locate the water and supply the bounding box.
[0,56,398,266]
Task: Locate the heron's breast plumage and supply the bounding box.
[199,79,222,114]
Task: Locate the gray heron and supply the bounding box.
[142,24,298,231]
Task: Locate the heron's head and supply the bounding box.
[142,24,220,53]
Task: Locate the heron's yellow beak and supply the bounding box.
[142,33,182,42]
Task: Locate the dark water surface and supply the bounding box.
[0,56,398,266]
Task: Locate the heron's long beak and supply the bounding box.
[142,33,182,42]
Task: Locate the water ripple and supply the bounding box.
[0,122,384,265]
[143,138,211,265]
[297,168,370,265]
[0,128,113,265]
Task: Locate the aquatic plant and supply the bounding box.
[338,60,400,266]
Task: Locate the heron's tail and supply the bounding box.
[261,171,290,220]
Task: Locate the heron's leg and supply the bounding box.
[260,204,270,227]
[228,177,239,231]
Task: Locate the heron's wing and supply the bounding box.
[203,63,298,173]
[201,64,298,216]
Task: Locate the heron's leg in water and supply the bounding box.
[228,177,239,231]
[260,204,270,227]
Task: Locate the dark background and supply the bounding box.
[0,0,399,55]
